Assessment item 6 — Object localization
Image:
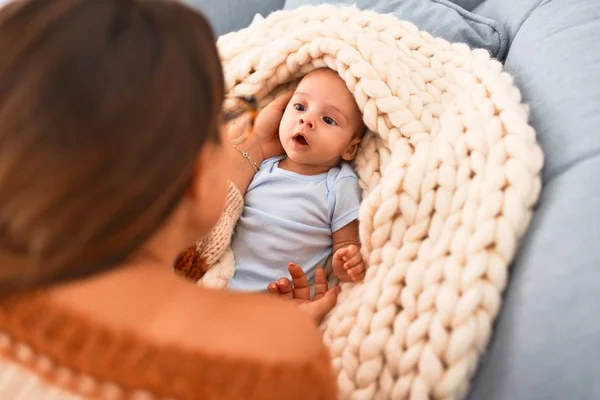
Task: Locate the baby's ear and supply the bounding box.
[341,137,362,161]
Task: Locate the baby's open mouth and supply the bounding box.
[292,133,309,146]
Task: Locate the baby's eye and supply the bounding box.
[294,103,306,111]
[323,116,337,126]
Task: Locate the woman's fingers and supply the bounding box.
[275,277,294,300]
[300,286,340,324]
[313,265,328,300]
[267,282,280,295]
[226,114,250,140]
[278,263,342,324]
[288,263,310,301]
[271,89,294,111]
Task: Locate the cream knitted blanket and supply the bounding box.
[203,5,544,399]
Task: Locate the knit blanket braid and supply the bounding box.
[212,5,544,399]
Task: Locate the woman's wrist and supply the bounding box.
[232,144,260,173]
[228,135,265,196]
[235,136,265,169]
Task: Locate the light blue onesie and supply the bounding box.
[229,155,361,292]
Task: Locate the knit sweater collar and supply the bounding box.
[0,289,334,399]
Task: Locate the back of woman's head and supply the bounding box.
[0,0,224,293]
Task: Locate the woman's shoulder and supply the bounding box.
[143,283,338,398]
[51,265,328,365]
[166,283,328,364]
[1,266,337,399]
[135,276,339,399]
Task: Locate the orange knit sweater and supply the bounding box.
[0,183,338,399]
[0,292,337,399]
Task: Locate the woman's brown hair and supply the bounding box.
[0,0,224,293]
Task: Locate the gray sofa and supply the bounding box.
[186,0,600,398]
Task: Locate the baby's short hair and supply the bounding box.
[355,121,367,139]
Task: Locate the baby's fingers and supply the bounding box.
[344,250,363,270]
[334,247,347,260]
[348,263,366,282]
[346,244,360,256]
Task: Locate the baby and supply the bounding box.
[229,68,366,291]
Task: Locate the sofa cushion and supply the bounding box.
[501,0,600,182]
[184,0,286,36]
[283,0,508,59]
[468,157,600,400]
[474,0,551,46]
[448,0,486,11]
[469,0,600,398]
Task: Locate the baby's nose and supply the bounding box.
[299,117,314,129]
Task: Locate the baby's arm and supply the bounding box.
[332,220,366,282]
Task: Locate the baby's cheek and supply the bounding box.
[279,113,293,137]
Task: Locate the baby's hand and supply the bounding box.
[332,244,365,282]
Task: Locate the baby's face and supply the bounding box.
[279,69,363,169]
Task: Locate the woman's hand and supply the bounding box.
[253,90,293,160]
[267,263,340,324]
[224,90,293,195]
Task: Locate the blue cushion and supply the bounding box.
[469,157,600,400]
[474,0,550,45]
[496,0,600,192]
[283,0,508,59]
[448,0,486,11]
[184,0,285,36]
[468,0,600,398]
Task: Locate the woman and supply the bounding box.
[0,0,338,399]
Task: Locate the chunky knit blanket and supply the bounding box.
[201,5,544,399]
